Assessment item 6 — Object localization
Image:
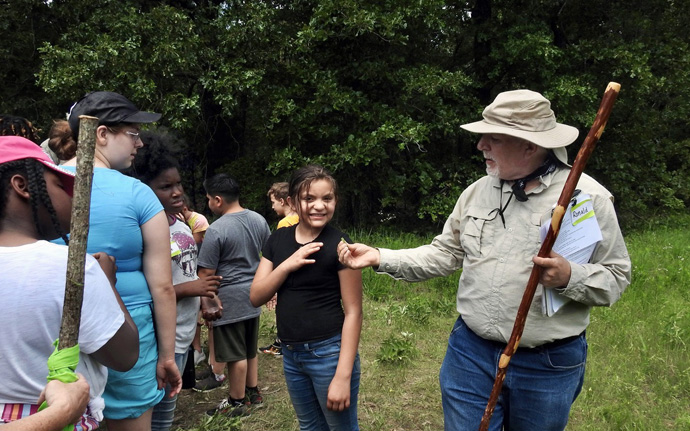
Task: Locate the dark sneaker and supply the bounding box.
[193,374,225,392]
[271,345,283,356]
[206,398,250,418]
[195,364,213,381]
[258,344,283,357]
[258,342,276,354]
[246,387,263,409]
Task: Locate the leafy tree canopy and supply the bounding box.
[2,0,688,231]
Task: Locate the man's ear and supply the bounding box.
[9,174,31,199]
[523,140,537,153]
[522,141,543,159]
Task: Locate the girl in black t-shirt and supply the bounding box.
[250,165,363,430]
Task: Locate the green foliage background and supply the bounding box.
[2,0,689,230]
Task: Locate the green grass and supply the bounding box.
[175,219,690,430]
[568,223,690,430]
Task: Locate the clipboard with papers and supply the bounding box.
[539,192,602,316]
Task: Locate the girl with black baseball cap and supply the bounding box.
[50,92,181,431]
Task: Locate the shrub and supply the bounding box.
[376,332,418,365]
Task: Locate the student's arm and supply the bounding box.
[192,230,206,245]
[3,376,90,431]
[327,267,363,412]
[191,213,209,245]
[174,275,221,300]
[249,257,278,307]
[249,242,323,307]
[141,211,182,397]
[198,267,223,321]
[87,253,139,372]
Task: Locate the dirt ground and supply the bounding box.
[172,334,290,430]
[174,358,279,429]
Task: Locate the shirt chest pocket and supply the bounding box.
[461,206,497,258]
[528,212,547,253]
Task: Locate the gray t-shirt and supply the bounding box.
[197,209,270,326]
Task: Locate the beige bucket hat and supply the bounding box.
[460,89,579,165]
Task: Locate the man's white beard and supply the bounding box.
[486,166,499,177]
[484,152,499,177]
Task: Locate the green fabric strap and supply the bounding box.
[38,339,80,431]
[46,339,80,384]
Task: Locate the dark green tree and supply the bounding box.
[1,0,687,230]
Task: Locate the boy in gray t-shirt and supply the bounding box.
[198,173,270,417]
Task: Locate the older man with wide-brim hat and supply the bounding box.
[461,89,578,165]
[337,89,631,431]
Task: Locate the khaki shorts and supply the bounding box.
[213,317,259,362]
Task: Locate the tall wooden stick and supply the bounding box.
[57,115,98,350]
[478,82,621,431]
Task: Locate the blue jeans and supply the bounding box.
[439,317,586,431]
[151,350,188,431]
[282,334,361,431]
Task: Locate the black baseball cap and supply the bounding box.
[67,91,162,139]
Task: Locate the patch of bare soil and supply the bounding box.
[172,347,289,430]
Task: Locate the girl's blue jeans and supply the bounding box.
[151,350,188,431]
[282,334,361,431]
[440,317,586,431]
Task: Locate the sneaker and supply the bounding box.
[246,386,263,409]
[258,344,283,357]
[193,349,206,366]
[258,342,275,354]
[193,373,225,392]
[206,398,250,418]
[195,364,213,381]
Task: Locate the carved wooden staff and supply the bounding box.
[57,115,98,349]
[478,82,621,431]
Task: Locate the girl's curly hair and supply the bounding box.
[128,129,182,185]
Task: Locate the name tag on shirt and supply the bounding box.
[571,197,595,226]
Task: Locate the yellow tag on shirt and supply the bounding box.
[571,195,595,226]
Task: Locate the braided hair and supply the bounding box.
[0,159,69,244]
[0,115,40,142]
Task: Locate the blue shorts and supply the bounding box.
[103,304,165,419]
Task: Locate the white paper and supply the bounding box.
[540,193,602,316]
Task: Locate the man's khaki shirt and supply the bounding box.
[378,168,631,348]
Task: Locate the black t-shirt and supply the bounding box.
[262,224,352,343]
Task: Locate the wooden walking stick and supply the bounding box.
[57,115,99,350]
[478,82,621,431]
[40,115,98,431]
